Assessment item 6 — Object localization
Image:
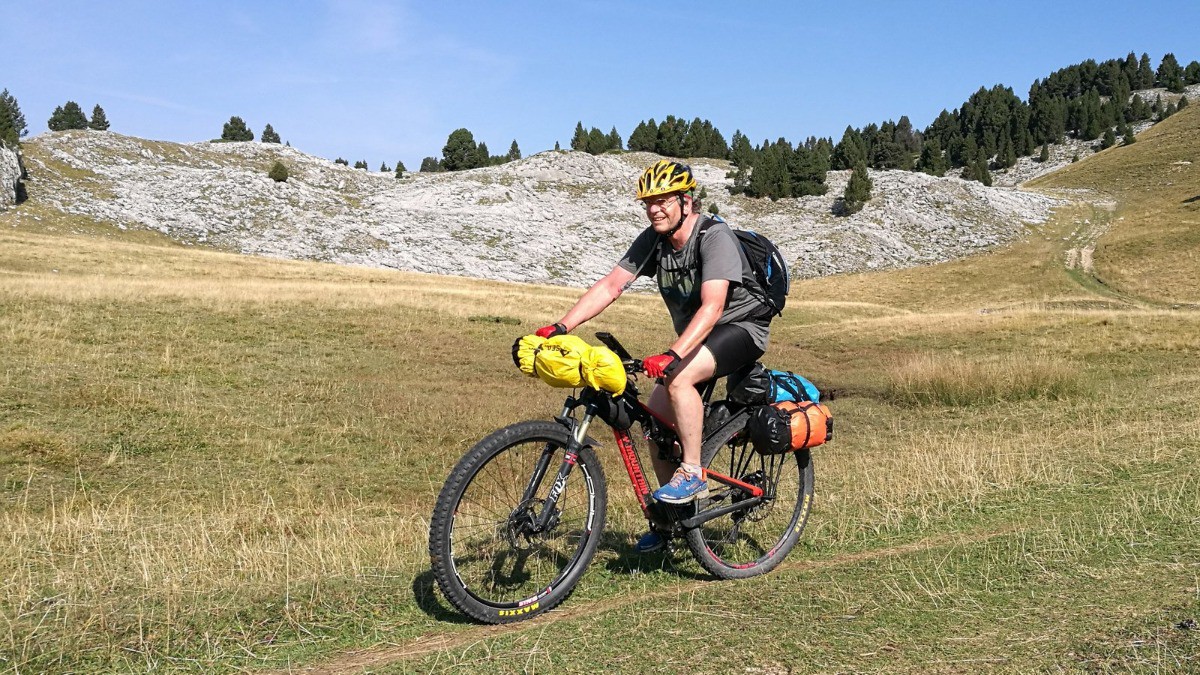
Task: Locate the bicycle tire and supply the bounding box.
[428,420,607,623]
[684,415,814,579]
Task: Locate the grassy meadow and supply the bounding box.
[1,108,1199,673]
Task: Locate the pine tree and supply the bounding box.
[1178,96,1189,110]
[353,160,368,169]
[840,162,872,215]
[1186,61,1200,85]
[607,126,622,152]
[961,135,980,170]
[1122,52,1141,89]
[0,89,27,146]
[727,130,754,195]
[88,104,110,131]
[261,123,281,143]
[476,141,490,167]
[960,154,977,181]
[1039,143,1050,163]
[394,161,406,178]
[830,126,866,170]
[1081,90,1104,140]
[656,116,685,156]
[587,127,606,154]
[1129,94,1152,122]
[48,101,89,131]
[1156,53,1185,93]
[334,157,349,165]
[627,119,658,152]
[441,128,480,171]
[221,116,253,141]
[708,203,719,216]
[507,140,521,161]
[554,141,561,151]
[789,143,830,196]
[747,140,787,200]
[997,130,1017,169]
[268,161,289,182]
[1099,128,1116,150]
[1137,53,1155,89]
[1123,130,1136,146]
[974,155,993,186]
[916,138,948,176]
[380,162,390,172]
[570,122,588,151]
[419,156,441,172]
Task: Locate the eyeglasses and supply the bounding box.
[641,195,679,210]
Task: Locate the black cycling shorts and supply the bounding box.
[703,323,765,379]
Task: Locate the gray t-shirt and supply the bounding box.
[617,217,770,351]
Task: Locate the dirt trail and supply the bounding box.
[1062,200,1117,276]
[280,526,1022,674]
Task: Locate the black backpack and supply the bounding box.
[700,217,790,317]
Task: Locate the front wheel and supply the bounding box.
[685,415,815,579]
[428,420,607,623]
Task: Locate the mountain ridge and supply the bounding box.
[3,130,1077,287]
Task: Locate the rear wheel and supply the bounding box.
[428,420,606,623]
[685,415,814,579]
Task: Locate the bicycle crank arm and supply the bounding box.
[678,496,764,529]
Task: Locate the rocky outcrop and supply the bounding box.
[11,130,1063,286]
[0,144,22,209]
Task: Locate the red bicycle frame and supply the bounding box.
[613,401,764,515]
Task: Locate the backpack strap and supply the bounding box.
[621,233,664,291]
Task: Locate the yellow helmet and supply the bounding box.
[636,160,696,200]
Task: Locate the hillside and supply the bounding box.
[3,131,1063,287]
[1027,103,1200,304]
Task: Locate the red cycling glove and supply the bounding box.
[535,323,568,339]
[643,350,682,378]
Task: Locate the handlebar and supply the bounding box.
[594,332,644,374]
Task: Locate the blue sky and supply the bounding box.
[4,1,1196,170]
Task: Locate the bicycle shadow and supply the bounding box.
[412,534,714,622]
[600,532,710,580]
[411,568,474,624]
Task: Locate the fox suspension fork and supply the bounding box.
[527,408,595,532]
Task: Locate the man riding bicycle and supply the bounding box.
[532,159,774,553]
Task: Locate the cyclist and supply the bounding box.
[531,159,773,553]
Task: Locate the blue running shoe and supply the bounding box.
[652,468,708,504]
[635,530,666,553]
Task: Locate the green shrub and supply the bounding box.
[268,161,289,182]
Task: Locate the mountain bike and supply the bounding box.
[427,332,815,624]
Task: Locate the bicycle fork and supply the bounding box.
[522,408,596,533]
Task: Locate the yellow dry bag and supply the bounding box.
[533,334,591,388]
[580,346,627,396]
[513,334,545,377]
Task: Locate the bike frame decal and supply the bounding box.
[613,429,652,511]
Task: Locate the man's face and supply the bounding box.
[642,193,689,233]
